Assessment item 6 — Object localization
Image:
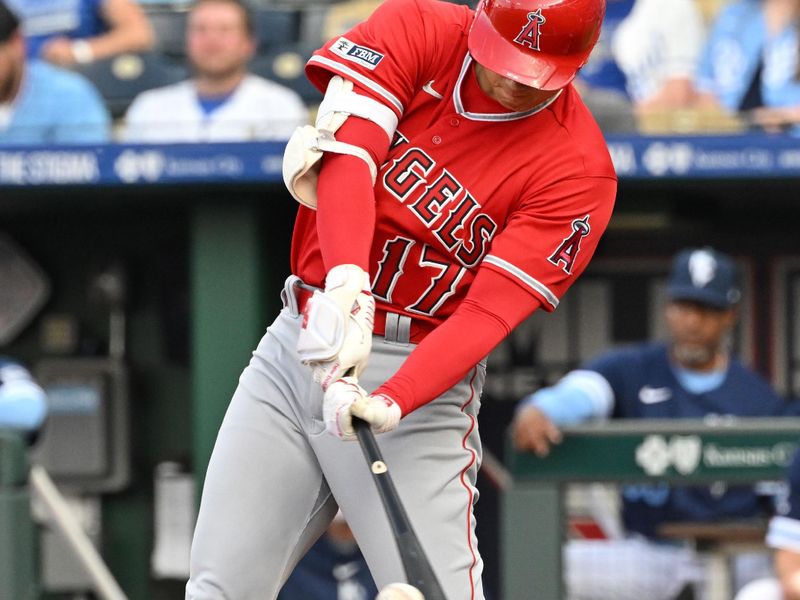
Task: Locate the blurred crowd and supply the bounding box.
[578,0,800,134]
[2,0,800,145]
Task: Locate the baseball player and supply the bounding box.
[278,512,378,600]
[735,448,800,600]
[186,0,616,599]
[513,247,785,599]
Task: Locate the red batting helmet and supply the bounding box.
[468,0,606,90]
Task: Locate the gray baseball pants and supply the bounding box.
[186,276,487,600]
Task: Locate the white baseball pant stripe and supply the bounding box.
[186,276,487,600]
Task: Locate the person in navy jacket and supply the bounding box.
[513,247,786,600]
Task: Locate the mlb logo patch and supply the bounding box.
[330,37,385,70]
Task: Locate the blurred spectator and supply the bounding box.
[0,357,47,436]
[574,0,637,133]
[122,0,308,143]
[695,0,800,133]
[734,448,800,600]
[278,512,377,600]
[0,1,111,145]
[512,247,786,600]
[612,0,705,114]
[576,0,706,133]
[6,0,154,66]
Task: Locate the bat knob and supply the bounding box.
[376,582,426,600]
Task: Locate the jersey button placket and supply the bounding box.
[432,135,442,144]
[449,118,460,127]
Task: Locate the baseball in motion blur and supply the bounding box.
[376,582,425,600]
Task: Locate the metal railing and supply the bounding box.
[0,431,37,600]
[502,417,800,600]
[0,430,128,600]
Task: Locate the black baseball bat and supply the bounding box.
[353,417,448,600]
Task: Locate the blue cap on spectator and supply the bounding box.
[666,247,741,309]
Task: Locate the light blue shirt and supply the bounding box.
[519,370,609,425]
[696,0,800,113]
[6,0,106,58]
[0,358,48,432]
[0,59,110,145]
[672,365,727,394]
[521,351,730,425]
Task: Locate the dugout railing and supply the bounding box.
[0,430,36,600]
[502,417,800,600]
[0,430,130,600]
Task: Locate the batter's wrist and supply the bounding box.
[373,386,407,417]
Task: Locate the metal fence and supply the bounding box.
[502,417,800,600]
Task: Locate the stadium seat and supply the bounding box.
[254,8,301,51]
[320,0,380,41]
[636,107,746,135]
[148,9,189,59]
[249,46,321,104]
[74,53,188,119]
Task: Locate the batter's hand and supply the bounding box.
[512,406,562,457]
[297,264,375,390]
[324,377,401,441]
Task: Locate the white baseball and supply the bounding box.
[376,582,426,600]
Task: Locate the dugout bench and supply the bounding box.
[502,417,800,600]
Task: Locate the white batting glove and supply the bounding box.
[323,377,401,441]
[296,264,375,389]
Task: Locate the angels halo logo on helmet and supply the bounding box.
[468,0,607,90]
[513,8,546,51]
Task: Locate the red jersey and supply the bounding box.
[292,0,616,335]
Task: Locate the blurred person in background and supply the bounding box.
[573,0,637,133]
[735,448,800,600]
[0,1,111,145]
[277,511,378,600]
[575,0,706,133]
[695,0,800,133]
[512,247,786,600]
[6,0,154,67]
[0,357,48,441]
[611,0,704,114]
[122,0,307,143]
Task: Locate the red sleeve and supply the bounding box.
[483,176,616,312]
[305,0,472,119]
[316,116,391,270]
[373,268,542,414]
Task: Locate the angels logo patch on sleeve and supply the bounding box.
[330,37,385,70]
[548,215,591,274]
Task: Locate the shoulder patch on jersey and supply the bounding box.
[548,215,591,274]
[330,37,385,71]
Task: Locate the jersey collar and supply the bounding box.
[453,54,562,122]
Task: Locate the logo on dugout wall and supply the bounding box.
[635,435,702,476]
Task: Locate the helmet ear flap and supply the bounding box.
[468,0,606,91]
